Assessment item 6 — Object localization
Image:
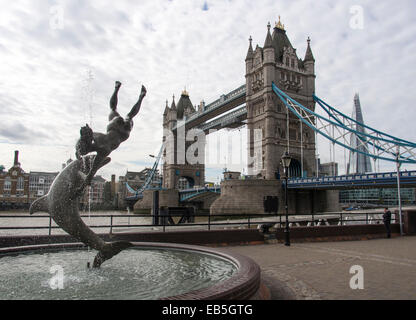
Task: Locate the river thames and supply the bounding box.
[0,210,152,236]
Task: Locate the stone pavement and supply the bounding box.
[222,236,416,300]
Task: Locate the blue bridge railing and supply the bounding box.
[288,170,416,189]
[179,186,221,202]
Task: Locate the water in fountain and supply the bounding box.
[0,247,237,300]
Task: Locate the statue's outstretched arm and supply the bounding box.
[127,85,146,120]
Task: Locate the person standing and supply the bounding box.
[383,207,392,238]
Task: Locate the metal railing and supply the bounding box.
[0,211,390,236]
[288,170,416,188]
[179,186,221,201]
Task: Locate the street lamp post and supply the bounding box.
[396,151,404,236]
[149,154,163,189]
[281,151,292,247]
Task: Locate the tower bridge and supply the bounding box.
[131,18,416,215]
[171,85,246,132]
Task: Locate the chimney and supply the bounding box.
[14,150,19,166]
[111,174,116,196]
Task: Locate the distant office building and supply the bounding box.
[347,94,372,174]
[319,162,338,177]
[0,151,30,209]
[29,172,59,199]
[81,175,106,207]
[340,188,416,206]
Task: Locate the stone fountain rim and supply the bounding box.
[0,242,261,300]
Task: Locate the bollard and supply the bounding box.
[152,190,160,226]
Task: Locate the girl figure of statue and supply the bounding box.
[73,81,146,198]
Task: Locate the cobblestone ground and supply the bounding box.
[222,236,416,300]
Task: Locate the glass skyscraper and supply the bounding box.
[347,94,373,174]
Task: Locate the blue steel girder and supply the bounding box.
[125,144,164,199]
[287,170,416,189]
[314,96,413,163]
[271,82,416,165]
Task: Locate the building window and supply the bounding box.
[4,177,11,191]
[289,129,297,140]
[291,59,295,68]
[17,177,24,190]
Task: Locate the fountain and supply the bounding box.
[0,81,262,299]
[0,242,262,300]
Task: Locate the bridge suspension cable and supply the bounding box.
[271,82,416,165]
[125,144,164,197]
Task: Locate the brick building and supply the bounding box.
[0,151,30,210]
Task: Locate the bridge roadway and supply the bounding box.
[199,105,247,133]
[287,170,416,190]
[173,84,246,132]
[177,170,416,203]
[126,171,416,202]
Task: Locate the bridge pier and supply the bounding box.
[133,189,179,213]
[210,179,281,215]
[210,179,340,215]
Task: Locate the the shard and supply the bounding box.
[347,93,373,174]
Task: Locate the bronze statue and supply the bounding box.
[73,81,146,198]
[30,80,147,268]
[30,155,132,268]
[75,124,94,160]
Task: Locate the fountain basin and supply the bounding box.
[0,242,261,300]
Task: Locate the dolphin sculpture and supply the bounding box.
[29,155,133,268]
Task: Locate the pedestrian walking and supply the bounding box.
[383,207,392,238]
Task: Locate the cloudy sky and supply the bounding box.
[1,0,416,182]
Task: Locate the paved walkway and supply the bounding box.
[222,236,416,300]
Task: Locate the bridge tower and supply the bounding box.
[162,90,205,190]
[245,18,317,179]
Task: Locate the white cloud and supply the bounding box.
[1,0,416,181]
